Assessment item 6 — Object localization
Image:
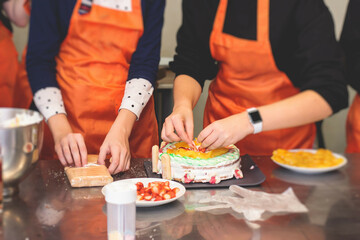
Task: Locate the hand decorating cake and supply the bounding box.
[152,140,243,184]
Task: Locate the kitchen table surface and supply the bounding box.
[2,154,360,240]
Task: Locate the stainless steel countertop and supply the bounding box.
[2,154,360,240]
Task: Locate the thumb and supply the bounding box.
[184,118,194,144]
[98,145,109,165]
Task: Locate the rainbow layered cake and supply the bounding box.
[152,141,243,184]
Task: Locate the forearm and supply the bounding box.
[112,109,137,138]
[258,90,332,131]
[47,113,72,143]
[173,75,202,110]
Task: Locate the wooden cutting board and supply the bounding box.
[65,154,113,188]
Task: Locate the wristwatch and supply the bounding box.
[246,107,263,134]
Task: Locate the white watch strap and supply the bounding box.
[246,107,263,134]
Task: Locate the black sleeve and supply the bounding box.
[169,0,218,89]
[26,0,73,94]
[340,0,360,94]
[127,0,165,87]
[280,0,348,114]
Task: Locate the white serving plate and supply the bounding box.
[102,178,186,207]
[271,149,347,174]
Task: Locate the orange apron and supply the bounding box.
[41,0,158,160]
[346,94,360,153]
[24,0,31,15]
[14,1,32,109]
[13,46,33,109]
[0,22,18,107]
[204,0,316,155]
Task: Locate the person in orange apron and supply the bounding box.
[27,0,164,174]
[13,43,32,109]
[162,0,348,155]
[341,0,360,153]
[13,0,32,109]
[0,0,29,108]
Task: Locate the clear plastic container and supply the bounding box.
[105,182,137,240]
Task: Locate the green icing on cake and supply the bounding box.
[159,142,240,166]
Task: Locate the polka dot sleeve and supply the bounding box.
[119,78,154,120]
[33,87,66,121]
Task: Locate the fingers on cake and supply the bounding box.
[152,140,243,184]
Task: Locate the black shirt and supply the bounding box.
[340,0,360,94]
[170,0,348,114]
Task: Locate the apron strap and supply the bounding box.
[79,0,93,15]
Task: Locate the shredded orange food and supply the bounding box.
[166,141,229,159]
[271,149,344,168]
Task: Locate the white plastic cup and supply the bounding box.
[105,182,137,240]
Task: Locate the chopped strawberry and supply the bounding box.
[144,195,153,201]
[154,196,163,201]
[144,187,152,194]
[198,147,206,153]
[234,169,243,179]
[136,182,144,191]
[151,185,160,194]
[135,181,179,202]
[209,175,220,184]
[163,193,171,200]
[182,173,194,183]
[159,189,166,197]
[168,191,176,198]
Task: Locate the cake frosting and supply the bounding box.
[157,141,242,184]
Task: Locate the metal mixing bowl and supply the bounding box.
[0,108,44,199]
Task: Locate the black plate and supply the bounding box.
[144,154,266,189]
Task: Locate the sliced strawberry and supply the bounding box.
[168,191,176,198]
[154,196,163,201]
[144,187,152,194]
[209,176,216,184]
[234,169,243,179]
[159,189,166,197]
[163,193,171,200]
[144,195,153,201]
[135,182,144,191]
[151,185,160,194]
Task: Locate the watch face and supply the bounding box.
[250,111,262,123]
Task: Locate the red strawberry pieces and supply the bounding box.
[136,181,180,201]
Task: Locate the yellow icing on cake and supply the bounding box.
[166,141,229,159]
